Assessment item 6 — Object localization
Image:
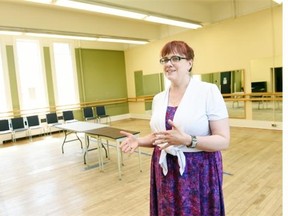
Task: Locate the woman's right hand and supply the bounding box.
[119,131,139,153]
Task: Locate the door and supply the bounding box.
[220,72,231,94]
[274,67,282,92]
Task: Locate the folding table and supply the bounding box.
[85,127,141,180]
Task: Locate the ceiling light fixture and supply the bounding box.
[25,32,98,41]
[55,0,147,20]
[25,0,52,4]
[0,31,22,36]
[25,0,202,29]
[0,28,149,44]
[144,16,202,29]
[97,37,148,45]
[272,0,283,4]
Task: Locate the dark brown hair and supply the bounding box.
[160,41,194,60]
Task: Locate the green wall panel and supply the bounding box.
[43,47,56,109]
[75,48,129,116]
[6,45,19,112]
[134,72,163,97]
[145,101,152,110]
[201,74,213,83]
[134,70,143,96]
[77,49,128,101]
[233,70,243,92]
[75,49,85,103]
[105,103,129,116]
[143,73,162,95]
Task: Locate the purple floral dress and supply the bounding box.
[150,106,225,216]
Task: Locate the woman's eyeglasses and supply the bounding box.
[159,56,187,65]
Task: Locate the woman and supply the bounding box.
[120,40,230,216]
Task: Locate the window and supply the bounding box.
[51,42,79,108]
[0,44,12,116]
[15,39,48,114]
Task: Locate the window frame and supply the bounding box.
[0,41,13,117]
[50,41,80,110]
[13,38,49,115]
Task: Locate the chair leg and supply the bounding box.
[12,132,16,142]
[29,129,32,141]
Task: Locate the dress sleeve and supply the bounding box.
[206,84,229,121]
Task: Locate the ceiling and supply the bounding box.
[0,0,280,48]
[94,0,277,24]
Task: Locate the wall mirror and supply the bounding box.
[250,57,282,122]
[198,64,282,122]
[200,69,245,119]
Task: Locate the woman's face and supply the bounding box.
[160,53,192,83]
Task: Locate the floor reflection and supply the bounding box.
[252,101,282,121]
[226,101,282,121]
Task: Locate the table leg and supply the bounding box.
[84,134,89,164]
[61,130,68,154]
[62,131,83,154]
[116,141,122,180]
[97,137,104,172]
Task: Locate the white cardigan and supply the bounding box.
[150,78,228,175]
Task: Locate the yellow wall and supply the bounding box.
[124,6,282,114]
[125,7,282,97]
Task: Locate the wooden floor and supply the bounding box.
[0,119,282,216]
